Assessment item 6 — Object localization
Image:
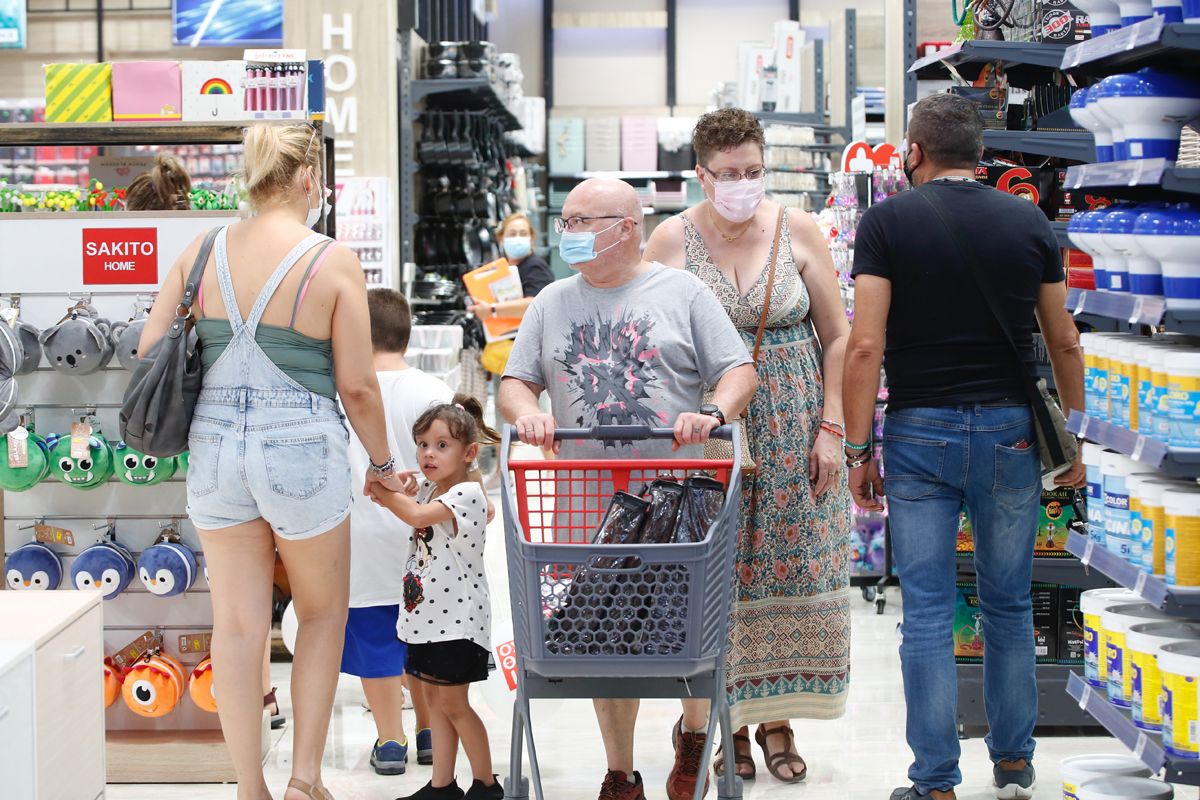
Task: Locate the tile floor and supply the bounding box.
[105,482,1154,800]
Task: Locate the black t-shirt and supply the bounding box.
[851,181,1064,409]
[517,254,555,297]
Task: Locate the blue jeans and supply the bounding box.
[883,404,1041,793]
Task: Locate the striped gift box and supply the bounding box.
[44,63,113,123]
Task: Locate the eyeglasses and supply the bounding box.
[701,166,767,183]
[554,215,627,234]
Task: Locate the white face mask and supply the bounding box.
[708,175,766,224]
[305,172,329,229]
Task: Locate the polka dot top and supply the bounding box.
[398,480,492,650]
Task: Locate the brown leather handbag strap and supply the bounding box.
[751,207,786,363]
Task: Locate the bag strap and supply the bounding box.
[915,184,1067,465]
[166,227,220,341]
[751,207,787,364]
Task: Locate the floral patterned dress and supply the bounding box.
[682,212,851,728]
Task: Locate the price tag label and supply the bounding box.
[1083,539,1096,567]
[33,523,74,548]
[7,425,27,468]
[1079,684,1093,710]
[111,631,158,671]
[1134,731,1149,759]
[1133,436,1148,461]
[1073,290,1089,316]
[1134,571,1149,598]
[1079,416,1092,439]
[177,632,213,655]
[1130,296,1146,325]
[69,420,92,461]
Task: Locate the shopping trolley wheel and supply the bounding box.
[503,775,529,800]
[861,586,877,603]
[717,773,745,800]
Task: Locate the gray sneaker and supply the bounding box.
[890,788,933,800]
[993,762,1035,799]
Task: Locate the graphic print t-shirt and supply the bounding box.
[398,480,492,650]
[503,262,752,459]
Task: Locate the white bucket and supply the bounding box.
[1081,589,1141,687]
[1127,621,1200,731]
[1158,640,1200,759]
[1078,776,1174,799]
[1062,754,1153,800]
[1103,602,1170,707]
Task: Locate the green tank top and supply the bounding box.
[195,320,336,400]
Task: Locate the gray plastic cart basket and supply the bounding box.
[499,424,744,800]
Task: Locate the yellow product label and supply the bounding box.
[1100,627,1112,684]
[1168,512,1200,587]
[1084,612,1104,685]
[1154,367,1169,391]
[1149,504,1167,574]
[1132,647,1165,728]
[1163,669,1199,757]
[1107,631,1132,704]
[1064,781,1079,800]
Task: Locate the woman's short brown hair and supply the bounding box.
[692,108,766,166]
[498,212,537,245]
[124,153,192,211]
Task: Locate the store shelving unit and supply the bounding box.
[1049,221,1072,249]
[982,129,1096,162]
[1063,158,1200,199]
[1053,17,1200,771]
[958,663,1101,728]
[1067,672,1200,783]
[909,40,1071,87]
[956,552,1116,590]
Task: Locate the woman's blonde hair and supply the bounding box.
[498,212,537,244]
[241,123,321,207]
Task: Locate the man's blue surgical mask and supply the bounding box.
[558,219,624,266]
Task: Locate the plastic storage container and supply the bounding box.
[1090,78,1132,160]
[1103,602,1170,707]
[1138,479,1176,575]
[1111,338,1138,427]
[1129,473,1165,571]
[1077,776,1173,800]
[1061,754,1153,800]
[1104,70,1200,161]
[1127,621,1200,731]
[1167,350,1200,450]
[1158,640,1200,758]
[1140,205,1200,311]
[1165,485,1200,587]
[1070,85,1114,161]
[1103,452,1140,560]
[1069,0,1123,34]
[1070,210,1114,289]
[1100,206,1147,293]
[1084,443,1109,546]
[1082,588,1142,687]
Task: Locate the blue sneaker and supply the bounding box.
[993,761,1035,799]
[371,738,408,775]
[416,728,433,766]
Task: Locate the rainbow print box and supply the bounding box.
[44,63,112,123]
[112,61,182,121]
[182,60,248,122]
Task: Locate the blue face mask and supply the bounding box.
[502,236,532,261]
[558,219,623,266]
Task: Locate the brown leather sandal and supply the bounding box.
[754,725,807,783]
[287,778,334,800]
[713,732,756,780]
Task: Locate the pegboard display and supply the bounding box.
[2,212,239,742]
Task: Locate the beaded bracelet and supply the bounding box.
[844,438,871,453]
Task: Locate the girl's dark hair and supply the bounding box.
[413,393,501,446]
[124,153,193,211]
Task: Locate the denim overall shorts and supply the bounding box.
[186,227,352,539]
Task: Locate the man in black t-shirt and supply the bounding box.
[842,93,1085,800]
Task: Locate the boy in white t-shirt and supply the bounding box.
[343,289,457,775]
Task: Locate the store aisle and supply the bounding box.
[107,500,1134,800]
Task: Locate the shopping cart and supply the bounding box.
[499,424,744,800]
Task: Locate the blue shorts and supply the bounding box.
[341,605,407,678]
[186,389,352,540]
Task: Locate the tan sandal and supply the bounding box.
[713,732,756,780]
[288,778,334,800]
[754,725,807,783]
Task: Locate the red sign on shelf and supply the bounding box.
[82,227,158,285]
[496,640,518,692]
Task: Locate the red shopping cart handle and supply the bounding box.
[505,424,734,442]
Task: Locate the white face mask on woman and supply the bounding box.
[304,170,329,229]
[709,176,766,224]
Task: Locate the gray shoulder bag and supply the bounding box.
[119,227,221,457]
[916,185,1077,480]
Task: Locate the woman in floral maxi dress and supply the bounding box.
[645,107,852,784]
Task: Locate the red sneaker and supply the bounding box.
[599,770,646,800]
[667,717,711,800]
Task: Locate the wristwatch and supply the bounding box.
[698,404,726,425]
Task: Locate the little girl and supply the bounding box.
[369,395,502,800]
